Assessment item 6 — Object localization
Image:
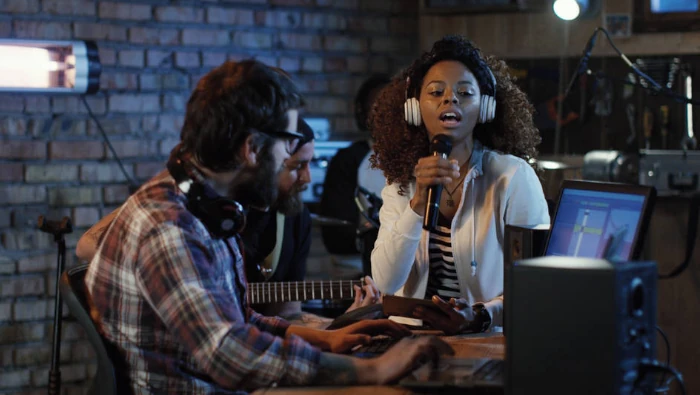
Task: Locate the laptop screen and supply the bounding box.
[544,181,656,261]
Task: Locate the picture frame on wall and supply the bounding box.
[605,13,632,38]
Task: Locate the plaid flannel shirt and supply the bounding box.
[85,171,321,394]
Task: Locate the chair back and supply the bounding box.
[355,186,382,277]
[59,264,120,395]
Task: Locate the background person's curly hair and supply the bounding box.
[370,35,541,195]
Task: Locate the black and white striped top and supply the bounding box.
[425,212,461,300]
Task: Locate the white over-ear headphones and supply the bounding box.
[403,65,498,126]
[403,79,423,126]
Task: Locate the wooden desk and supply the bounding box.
[645,197,700,395]
[443,332,504,360]
[252,332,505,395]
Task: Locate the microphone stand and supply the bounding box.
[563,28,600,101]
[38,216,73,395]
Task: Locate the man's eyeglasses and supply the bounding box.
[228,124,303,148]
[263,128,304,140]
[281,160,310,172]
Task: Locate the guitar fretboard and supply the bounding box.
[247,279,363,304]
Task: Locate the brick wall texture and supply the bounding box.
[0,0,418,393]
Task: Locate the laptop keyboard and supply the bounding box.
[473,359,504,383]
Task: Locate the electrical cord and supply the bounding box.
[80,95,139,192]
[658,193,700,279]
[79,54,191,195]
[655,325,671,392]
[638,359,685,395]
[564,27,700,107]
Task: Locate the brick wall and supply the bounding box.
[0,1,418,393]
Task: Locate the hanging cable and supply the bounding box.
[658,193,700,279]
[78,54,192,195]
[80,95,139,192]
[638,358,686,395]
[654,325,671,392]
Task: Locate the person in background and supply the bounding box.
[241,118,381,323]
[319,74,391,272]
[76,118,381,326]
[82,59,452,394]
[370,36,550,335]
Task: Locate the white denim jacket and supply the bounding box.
[371,141,550,328]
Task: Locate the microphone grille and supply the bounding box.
[430,134,453,155]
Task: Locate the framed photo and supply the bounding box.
[605,13,632,38]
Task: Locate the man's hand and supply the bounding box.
[313,336,454,386]
[412,295,475,335]
[345,276,381,313]
[288,319,410,354]
[325,319,411,353]
[368,335,454,384]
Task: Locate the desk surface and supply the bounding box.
[252,332,505,395]
[442,331,504,360]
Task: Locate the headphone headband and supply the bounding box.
[483,62,497,98]
[403,60,497,126]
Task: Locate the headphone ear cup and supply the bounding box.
[169,154,247,239]
[411,98,422,126]
[479,95,496,123]
[404,100,411,124]
[478,96,486,124]
[183,183,246,239]
[404,97,422,126]
[487,96,496,123]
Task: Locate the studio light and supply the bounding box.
[553,0,588,20]
[0,39,101,94]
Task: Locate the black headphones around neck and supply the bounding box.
[167,148,246,239]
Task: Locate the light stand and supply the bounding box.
[38,216,73,395]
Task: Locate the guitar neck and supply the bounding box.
[247,279,363,305]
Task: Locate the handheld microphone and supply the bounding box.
[423,134,453,231]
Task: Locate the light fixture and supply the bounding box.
[0,39,101,94]
[553,0,585,20]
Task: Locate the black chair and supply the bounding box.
[546,198,557,219]
[59,264,119,395]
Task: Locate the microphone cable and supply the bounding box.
[563,27,700,107]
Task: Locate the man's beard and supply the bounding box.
[228,144,279,209]
[276,184,306,216]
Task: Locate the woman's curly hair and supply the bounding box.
[370,35,541,195]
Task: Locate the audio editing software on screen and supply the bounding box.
[545,189,645,261]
